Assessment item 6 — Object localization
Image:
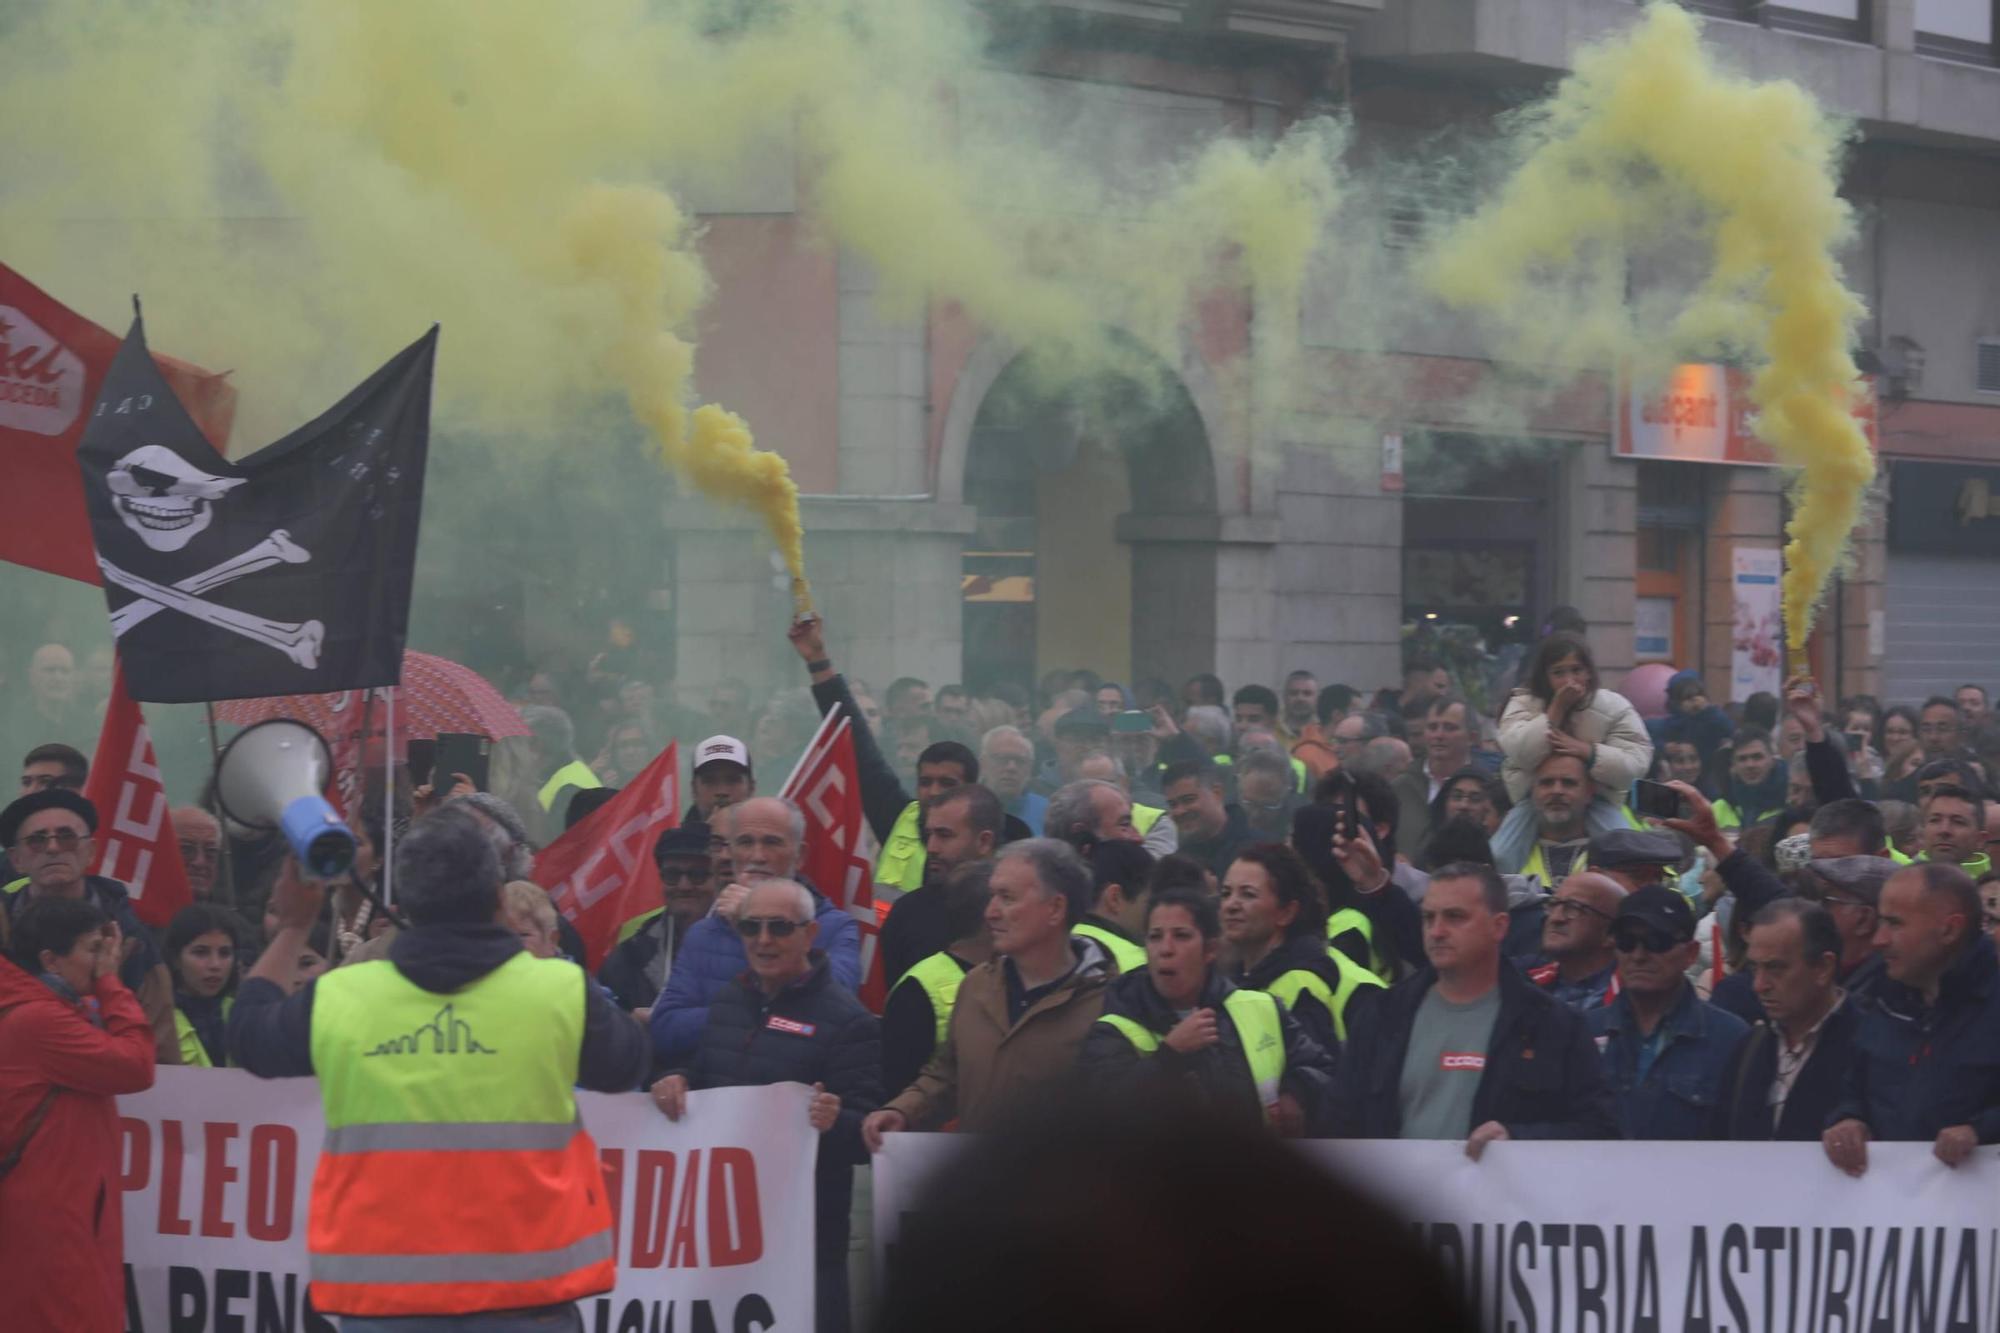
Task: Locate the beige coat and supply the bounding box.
[1498,687,1653,806]
[886,941,1112,1131]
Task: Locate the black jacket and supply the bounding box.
[597,913,679,1013]
[1079,966,1334,1128]
[229,923,649,1091]
[881,950,973,1093]
[1831,935,2000,1143]
[1326,962,1618,1141]
[1178,806,1256,878]
[810,674,909,845]
[1232,931,1377,1060]
[683,953,881,1263]
[1713,998,1860,1141]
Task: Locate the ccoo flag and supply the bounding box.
[76,311,436,703]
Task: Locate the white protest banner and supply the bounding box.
[118,1068,816,1332]
[875,1134,2000,1331]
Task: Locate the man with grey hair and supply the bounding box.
[980,723,1046,835]
[649,795,862,1066]
[521,704,603,837]
[1045,777,1149,855]
[864,838,1113,1146]
[229,807,649,1325]
[1359,736,1414,785]
[650,876,879,1333]
[1180,704,1233,763]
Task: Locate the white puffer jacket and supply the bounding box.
[1498,686,1654,806]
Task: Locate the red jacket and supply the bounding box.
[0,957,157,1332]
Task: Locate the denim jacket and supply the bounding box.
[1588,983,1748,1140]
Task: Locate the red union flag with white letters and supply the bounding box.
[534,741,680,969]
[781,711,886,1010]
[83,662,191,927]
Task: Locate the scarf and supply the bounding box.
[38,971,104,1028]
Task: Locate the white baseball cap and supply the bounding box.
[694,735,752,773]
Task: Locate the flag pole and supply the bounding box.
[381,685,396,908]
[202,700,235,908]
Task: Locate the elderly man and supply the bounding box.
[230,808,648,1327]
[1825,863,2000,1175]
[1,790,178,1063]
[1715,901,1858,1141]
[1045,778,1147,854]
[1586,829,1684,893]
[651,878,879,1333]
[1161,759,1252,877]
[1360,736,1413,785]
[980,725,1046,834]
[1235,748,1302,840]
[1325,862,1617,1156]
[864,839,1113,1144]
[648,796,861,1065]
[1527,871,1628,1012]
[170,806,225,902]
[1587,887,1748,1140]
[1329,712,1382,773]
[598,821,714,1013]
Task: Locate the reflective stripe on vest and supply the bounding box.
[536,759,603,812]
[1072,922,1146,974]
[1094,989,1287,1106]
[1291,756,1309,794]
[1265,952,1384,1043]
[306,953,613,1316]
[1325,907,1388,983]
[1133,803,1163,835]
[1521,843,1590,889]
[875,802,927,893]
[892,952,968,1048]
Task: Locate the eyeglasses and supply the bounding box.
[1548,898,1613,923]
[1612,925,1683,954]
[20,828,83,853]
[735,916,805,939]
[657,864,712,885]
[177,840,221,865]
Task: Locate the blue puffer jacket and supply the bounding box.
[682,953,880,1265]
[1588,982,1749,1140]
[648,877,860,1066]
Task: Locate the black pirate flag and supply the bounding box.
[78,312,437,703]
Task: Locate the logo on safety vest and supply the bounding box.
[365,1002,497,1057]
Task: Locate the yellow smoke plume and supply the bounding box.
[1424,4,1874,645]
[0,0,1343,607]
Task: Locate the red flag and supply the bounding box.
[781,714,888,1011]
[0,265,237,583]
[533,742,680,970]
[83,664,192,928]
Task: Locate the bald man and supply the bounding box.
[1528,872,1629,1012]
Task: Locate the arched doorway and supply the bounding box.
[959,344,1217,697]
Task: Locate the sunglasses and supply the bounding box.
[735,916,805,940]
[21,828,84,853]
[657,864,712,885]
[1612,925,1684,955]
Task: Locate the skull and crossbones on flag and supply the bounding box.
[78,309,437,704]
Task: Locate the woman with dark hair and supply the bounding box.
[1219,844,1384,1054]
[1081,886,1333,1134]
[1493,632,1652,869]
[1879,704,1924,789]
[1427,766,1508,840]
[0,896,158,1330]
[164,904,241,1068]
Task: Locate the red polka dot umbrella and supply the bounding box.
[211,650,529,747]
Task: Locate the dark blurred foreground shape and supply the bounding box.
[876,1086,1476,1333]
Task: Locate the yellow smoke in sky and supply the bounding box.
[1425,4,1875,646]
[0,0,1343,605]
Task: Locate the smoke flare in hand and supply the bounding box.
[1424,4,1874,645]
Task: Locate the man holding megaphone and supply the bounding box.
[229,806,649,1330]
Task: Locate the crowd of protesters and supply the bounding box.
[4,608,2000,1330]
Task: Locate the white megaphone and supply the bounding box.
[214,719,357,880]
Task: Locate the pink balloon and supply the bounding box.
[1622,661,1679,720]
